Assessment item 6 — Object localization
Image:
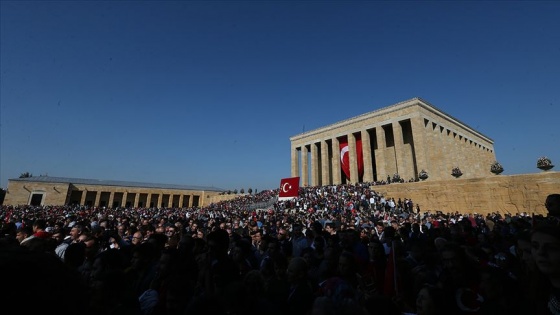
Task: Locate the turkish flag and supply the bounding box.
[278,177,299,200]
[340,136,351,179]
[339,135,364,181]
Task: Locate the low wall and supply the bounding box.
[373,171,560,216]
[208,194,246,204]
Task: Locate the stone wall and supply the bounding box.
[4,182,71,206]
[373,171,560,216]
[3,181,221,207]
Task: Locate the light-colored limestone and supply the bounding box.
[373,171,560,216]
[4,180,220,208]
[290,98,496,185]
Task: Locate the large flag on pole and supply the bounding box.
[339,135,364,181]
[340,136,351,179]
[278,177,300,200]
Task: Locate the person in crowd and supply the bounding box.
[55,223,86,261]
[286,257,315,315]
[529,221,560,315]
[545,194,560,221]
[0,183,557,315]
[16,225,33,245]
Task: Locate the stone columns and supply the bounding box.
[121,192,128,207]
[80,190,87,206]
[291,146,299,178]
[392,121,407,179]
[94,192,101,208]
[332,138,341,184]
[134,193,140,208]
[146,194,152,208]
[311,142,319,186]
[108,192,115,209]
[158,193,163,208]
[178,195,184,208]
[410,116,428,178]
[321,140,330,185]
[187,195,193,207]
[301,146,309,187]
[349,133,358,183]
[362,130,373,183]
[375,126,387,181]
[168,194,173,208]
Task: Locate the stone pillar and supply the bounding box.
[146,194,152,208]
[361,130,373,183]
[392,121,407,179]
[375,126,387,181]
[159,193,163,208]
[291,146,299,178]
[121,192,128,207]
[134,193,140,208]
[301,145,309,187]
[108,192,115,209]
[450,132,457,178]
[311,142,319,186]
[178,195,184,208]
[321,140,330,185]
[168,194,173,208]
[332,138,341,184]
[80,190,87,206]
[410,116,428,179]
[94,192,101,208]
[443,126,452,180]
[349,133,358,184]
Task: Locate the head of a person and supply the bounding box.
[292,224,303,237]
[131,231,144,245]
[33,219,47,232]
[206,229,229,259]
[69,224,84,241]
[338,250,358,278]
[546,194,560,217]
[440,242,468,274]
[16,226,32,243]
[531,222,560,278]
[250,229,263,245]
[516,229,536,272]
[286,257,308,284]
[416,284,452,315]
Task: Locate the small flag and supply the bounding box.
[278,177,300,200]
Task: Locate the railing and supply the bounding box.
[247,196,278,211]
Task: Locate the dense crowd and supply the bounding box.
[1,184,559,315]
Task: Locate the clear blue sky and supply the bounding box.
[1,1,559,192]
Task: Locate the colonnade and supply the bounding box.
[291,118,423,186]
[73,189,201,208]
[290,99,496,186]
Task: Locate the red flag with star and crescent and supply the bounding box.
[339,135,364,181]
[278,177,300,200]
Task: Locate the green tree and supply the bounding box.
[19,172,32,178]
[233,189,238,194]
[248,188,252,194]
[240,188,245,194]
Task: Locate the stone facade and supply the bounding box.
[4,177,223,208]
[373,171,560,216]
[290,97,496,186]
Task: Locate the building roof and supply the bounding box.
[10,176,226,192]
[290,97,494,144]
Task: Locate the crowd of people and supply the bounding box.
[1,183,560,315]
